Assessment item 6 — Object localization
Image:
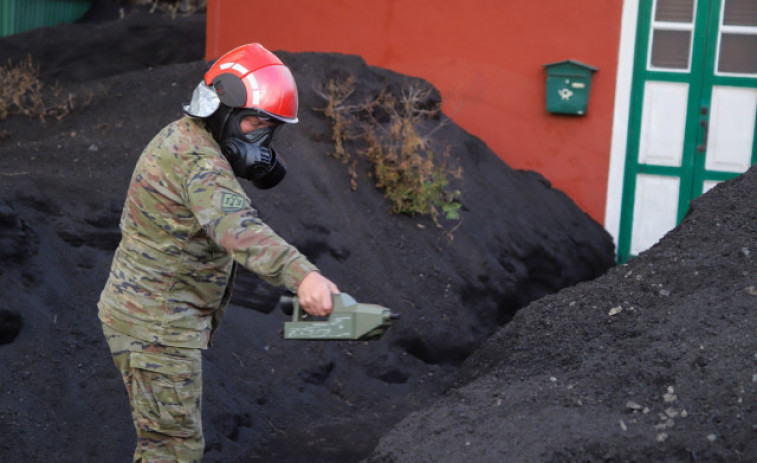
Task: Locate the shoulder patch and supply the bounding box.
[221,192,247,213]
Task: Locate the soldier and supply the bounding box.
[98,43,339,462]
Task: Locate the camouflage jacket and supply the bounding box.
[98,116,317,348]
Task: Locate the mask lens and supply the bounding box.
[243,126,275,145]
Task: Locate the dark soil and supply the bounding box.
[1,6,752,463]
[368,165,757,462]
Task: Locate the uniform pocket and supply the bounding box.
[129,351,202,438]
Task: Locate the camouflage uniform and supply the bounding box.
[102,324,204,462]
[98,116,317,462]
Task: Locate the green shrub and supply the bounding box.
[315,76,462,225]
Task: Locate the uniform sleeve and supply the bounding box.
[184,154,318,292]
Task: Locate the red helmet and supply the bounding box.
[183,43,298,123]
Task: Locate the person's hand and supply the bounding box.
[297,271,339,317]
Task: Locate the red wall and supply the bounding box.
[206,0,624,223]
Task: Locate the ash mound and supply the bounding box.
[369,168,757,462]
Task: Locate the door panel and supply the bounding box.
[702,179,720,192]
[706,86,757,172]
[631,174,680,254]
[650,29,693,69]
[717,34,757,73]
[655,0,695,22]
[639,81,688,166]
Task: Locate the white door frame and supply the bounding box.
[606,0,640,253]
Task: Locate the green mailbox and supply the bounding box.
[543,60,597,116]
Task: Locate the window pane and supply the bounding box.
[718,33,757,74]
[651,30,691,69]
[655,0,695,23]
[723,0,757,27]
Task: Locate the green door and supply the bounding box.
[618,0,757,262]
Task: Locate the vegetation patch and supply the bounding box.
[0,56,47,121]
[315,75,462,226]
[0,56,97,123]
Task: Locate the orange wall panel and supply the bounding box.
[206,0,624,223]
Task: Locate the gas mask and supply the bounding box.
[207,107,288,189]
[221,126,287,189]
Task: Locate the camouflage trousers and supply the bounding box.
[102,324,204,463]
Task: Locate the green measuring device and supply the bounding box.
[281,293,399,340]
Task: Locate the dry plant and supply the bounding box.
[0,56,97,123]
[313,75,360,162]
[315,75,462,226]
[313,75,364,189]
[123,0,207,17]
[0,56,46,121]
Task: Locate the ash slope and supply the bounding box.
[368,166,757,463]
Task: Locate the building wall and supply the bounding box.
[206,0,624,224]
